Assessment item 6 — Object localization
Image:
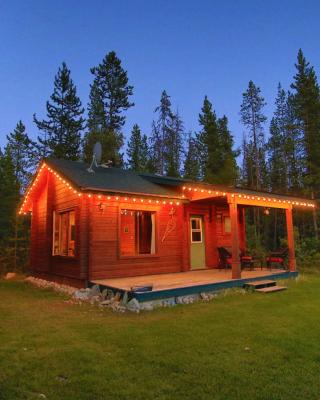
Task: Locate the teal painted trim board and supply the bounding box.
[89,271,298,303]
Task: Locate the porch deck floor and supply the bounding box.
[91,268,286,292]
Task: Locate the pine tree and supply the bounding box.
[0,148,19,239]
[291,49,320,237]
[267,90,289,250]
[0,148,20,273]
[83,51,134,166]
[197,96,220,182]
[240,81,267,190]
[241,137,255,188]
[6,121,37,192]
[291,49,320,189]
[126,124,149,172]
[166,110,184,177]
[89,51,134,132]
[148,121,161,174]
[183,133,200,180]
[240,82,267,243]
[267,84,304,194]
[216,115,239,184]
[34,62,85,160]
[267,85,289,193]
[149,90,173,175]
[285,93,304,192]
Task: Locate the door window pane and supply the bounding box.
[191,219,200,230]
[191,218,202,243]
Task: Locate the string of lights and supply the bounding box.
[18,163,316,215]
[19,163,182,215]
[182,187,316,208]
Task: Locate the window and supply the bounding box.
[190,217,202,243]
[120,210,156,256]
[224,216,231,234]
[53,210,76,257]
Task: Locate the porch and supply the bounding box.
[185,188,304,279]
[90,268,298,302]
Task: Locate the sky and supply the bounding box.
[1,0,320,154]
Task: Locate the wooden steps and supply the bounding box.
[255,286,287,293]
[244,280,287,293]
[244,280,277,289]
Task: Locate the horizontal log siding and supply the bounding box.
[30,171,50,272]
[30,170,88,285]
[89,200,184,280]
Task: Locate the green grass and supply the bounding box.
[1,275,320,400]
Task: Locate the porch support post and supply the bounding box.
[229,197,241,279]
[285,207,296,272]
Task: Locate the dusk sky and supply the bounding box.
[1,0,320,151]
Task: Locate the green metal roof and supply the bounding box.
[44,158,316,205]
[46,158,184,198]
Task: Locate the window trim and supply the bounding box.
[52,208,77,258]
[190,217,203,243]
[118,207,159,259]
[223,216,231,234]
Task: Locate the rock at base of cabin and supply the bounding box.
[90,284,101,297]
[4,272,17,280]
[139,301,154,311]
[73,288,92,300]
[176,294,200,304]
[25,276,77,296]
[121,291,129,305]
[200,292,217,301]
[101,288,114,300]
[100,299,112,306]
[113,292,122,302]
[161,297,176,307]
[200,292,209,301]
[126,298,140,313]
[111,302,126,313]
[90,295,101,304]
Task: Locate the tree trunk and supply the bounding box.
[273,209,278,249]
[14,216,18,271]
[311,191,318,240]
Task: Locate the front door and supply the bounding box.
[190,216,206,270]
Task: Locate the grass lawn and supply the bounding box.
[0,275,320,400]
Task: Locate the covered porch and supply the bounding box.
[184,185,316,280]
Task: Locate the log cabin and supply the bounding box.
[19,158,316,297]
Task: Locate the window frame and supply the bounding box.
[118,207,159,259]
[190,217,203,243]
[52,208,77,258]
[223,216,231,234]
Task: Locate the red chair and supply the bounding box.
[240,250,254,270]
[266,248,288,269]
[218,247,253,270]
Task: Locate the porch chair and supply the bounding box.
[266,248,288,270]
[218,247,254,270]
[240,250,254,270]
[217,247,232,269]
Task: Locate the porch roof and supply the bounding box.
[183,182,317,209]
